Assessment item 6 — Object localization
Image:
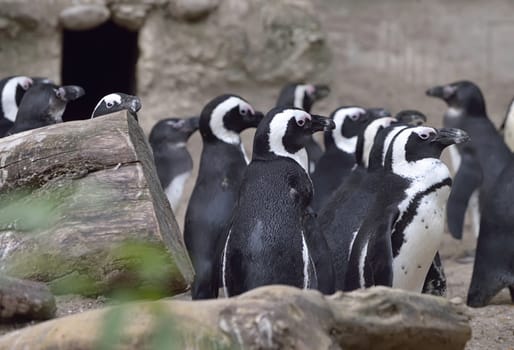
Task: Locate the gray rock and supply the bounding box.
[167,0,220,21]
[59,4,110,31]
[0,285,471,349]
[111,4,149,31]
[0,275,56,321]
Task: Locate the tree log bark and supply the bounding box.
[0,112,194,296]
[0,285,471,350]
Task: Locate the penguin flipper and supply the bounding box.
[366,205,397,287]
[447,148,482,239]
[303,207,335,294]
[422,252,447,296]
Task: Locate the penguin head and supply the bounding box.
[253,107,334,172]
[276,83,330,112]
[199,94,263,144]
[386,126,470,173]
[324,106,367,152]
[355,116,397,168]
[149,116,199,146]
[394,110,427,126]
[91,93,142,119]
[426,81,486,117]
[13,83,85,129]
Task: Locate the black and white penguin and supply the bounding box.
[7,83,85,135]
[311,107,390,211]
[184,94,263,300]
[0,76,33,136]
[91,93,142,120]
[149,116,200,213]
[276,83,330,172]
[318,116,397,290]
[426,82,494,239]
[426,81,514,306]
[221,107,335,297]
[499,97,514,151]
[386,126,469,293]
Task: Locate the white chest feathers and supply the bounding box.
[164,171,191,213]
[392,159,451,293]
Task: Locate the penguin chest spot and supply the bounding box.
[393,186,449,292]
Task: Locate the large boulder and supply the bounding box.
[0,112,194,296]
[0,285,471,349]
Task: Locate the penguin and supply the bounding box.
[311,107,390,211]
[221,107,335,297]
[499,97,514,151]
[91,93,142,120]
[184,94,263,300]
[318,116,398,291]
[386,126,469,293]
[7,83,85,135]
[275,83,330,172]
[0,76,33,136]
[149,116,200,213]
[426,81,512,238]
[467,160,514,307]
[426,81,514,306]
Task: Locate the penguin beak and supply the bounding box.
[313,84,330,101]
[126,96,142,113]
[395,111,427,126]
[426,85,456,100]
[186,116,200,133]
[57,85,85,102]
[367,108,391,119]
[432,128,470,145]
[311,114,335,132]
[244,111,264,128]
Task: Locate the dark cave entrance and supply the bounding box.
[61,21,139,121]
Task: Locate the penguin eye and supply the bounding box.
[419,132,431,140]
[296,118,305,127]
[106,101,114,108]
[348,113,360,121]
[240,108,248,116]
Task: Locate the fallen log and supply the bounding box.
[0,112,194,296]
[0,285,471,349]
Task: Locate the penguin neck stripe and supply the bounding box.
[294,85,309,109]
[209,96,242,145]
[2,77,27,122]
[382,126,408,166]
[363,118,392,168]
